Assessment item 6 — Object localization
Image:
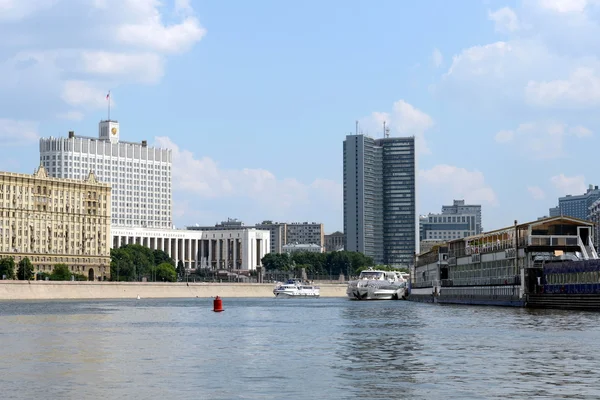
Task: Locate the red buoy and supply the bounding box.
[213,296,224,312]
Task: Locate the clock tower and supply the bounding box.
[99,120,120,143]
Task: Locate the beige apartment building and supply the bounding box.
[0,165,111,280]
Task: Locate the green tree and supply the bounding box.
[50,263,72,281]
[176,260,185,280]
[261,253,294,271]
[110,247,134,281]
[153,249,174,266]
[0,257,15,280]
[155,262,177,282]
[17,257,34,280]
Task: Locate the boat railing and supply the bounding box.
[412,280,434,288]
[528,235,579,247]
[448,276,520,286]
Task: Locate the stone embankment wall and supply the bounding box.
[0,281,348,300]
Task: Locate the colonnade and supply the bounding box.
[110,229,270,271]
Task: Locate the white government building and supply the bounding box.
[40,120,269,270]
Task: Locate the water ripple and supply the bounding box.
[1,298,600,399]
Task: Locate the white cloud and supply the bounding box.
[0,119,39,146]
[0,0,206,120]
[488,7,520,33]
[419,164,497,206]
[61,81,109,109]
[494,129,514,143]
[154,136,342,221]
[80,51,165,84]
[525,67,600,107]
[494,121,592,158]
[0,0,56,21]
[360,100,434,154]
[432,48,443,68]
[116,16,205,54]
[570,125,593,137]
[527,186,546,200]
[536,0,593,13]
[550,173,587,195]
[445,41,514,79]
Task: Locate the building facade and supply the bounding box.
[343,134,416,266]
[420,200,482,242]
[282,243,322,253]
[0,165,111,280]
[325,231,345,252]
[549,185,600,221]
[254,221,286,254]
[113,227,270,271]
[40,121,172,229]
[285,222,324,252]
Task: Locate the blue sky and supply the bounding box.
[1,0,599,233]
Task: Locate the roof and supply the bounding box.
[454,215,594,243]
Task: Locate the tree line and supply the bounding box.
[261,251,375,276]
[0,257,88,281]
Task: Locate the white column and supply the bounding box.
[216,239,221,270]
[233,238,237,270]
[225,238,230,269]
[174,238,179,264]
[200,239,205,268]
[208,239,213,269]
[187,239,192,269]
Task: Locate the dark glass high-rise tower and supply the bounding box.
[343,134,416,266]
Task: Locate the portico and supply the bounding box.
[111,227,270,271]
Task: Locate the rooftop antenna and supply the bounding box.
[355,120,359,135]
[383,121,390,138]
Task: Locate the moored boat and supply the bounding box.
[408,216,600,309]
[273,279,320,298]
[347,268,407,300]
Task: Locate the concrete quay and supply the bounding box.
[0,281,348,300]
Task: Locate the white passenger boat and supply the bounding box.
[273,279,320,298]
[346,268,407,300]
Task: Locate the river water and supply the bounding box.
[0,298,599,399]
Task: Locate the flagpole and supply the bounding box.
[107,91,111,121]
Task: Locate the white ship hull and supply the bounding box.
[274,291,320,298]
[347,285,406,300]
[347,269,408,300]
[273,280,320,298]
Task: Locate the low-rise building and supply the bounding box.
[254,220,287,254]
[138,225,271,270]
[286,222,324,252]
[0,165,111,280]
[283,243,322,253]
[325,231,344,252]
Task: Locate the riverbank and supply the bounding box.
[0,281,348,300]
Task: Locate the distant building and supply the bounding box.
[549,185,600,220]
[420,200,482,245]
[40,121,172,229]
[188,219,324,254]
[588,200,600,249]
[325,231,345,252]
[285,222,324,252]
[254,221,287,254]
[419,240,446,254]
[343,134,416,266]
[283,243,322,253]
